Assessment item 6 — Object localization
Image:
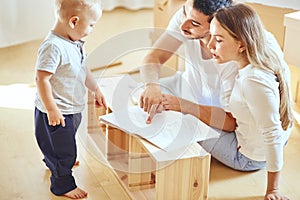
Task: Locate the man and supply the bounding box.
[139,0,237,131]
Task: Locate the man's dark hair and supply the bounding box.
[193,0,232,16]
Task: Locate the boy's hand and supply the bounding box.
[94,88,107,109]
[47,108,65,127]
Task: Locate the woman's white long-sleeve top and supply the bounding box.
[227,64,291,172]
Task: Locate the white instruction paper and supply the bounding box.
[100,106,220,152]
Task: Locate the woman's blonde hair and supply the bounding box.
[215,3,293,130]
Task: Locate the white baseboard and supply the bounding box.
[102,0,154,11]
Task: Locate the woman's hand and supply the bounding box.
[162,94,182,112]
[265,189,289,200]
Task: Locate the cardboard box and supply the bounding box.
[283,11,300,106]
[284,11,300,67]
[245,3,296,49]
[152,0,186,71]
[153,0,185,28]
[154,1,297,49]
[289,65,300,106]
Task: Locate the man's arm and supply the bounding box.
[162,94,236,132]
[140,32,182,81]
[140,32,182,114]
[190,103,236,132]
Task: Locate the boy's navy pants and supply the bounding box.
[34,108,82,195]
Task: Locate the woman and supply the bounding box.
[204,3,293,200]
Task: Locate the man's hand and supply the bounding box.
[140,83,163,123]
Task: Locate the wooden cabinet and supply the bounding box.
[152,0,186,72]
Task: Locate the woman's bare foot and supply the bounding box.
[63,187,88,199]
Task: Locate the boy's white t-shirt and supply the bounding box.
[35,31,87,115]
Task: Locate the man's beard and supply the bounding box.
[182,31,210,40]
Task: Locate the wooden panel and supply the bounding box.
[87,91,107,133]
[128,136,156,190]
[106,127,130,159]
[156,155,211,200]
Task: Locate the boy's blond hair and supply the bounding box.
[54,0,101,21]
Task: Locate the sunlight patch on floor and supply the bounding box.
[0,84,36,110]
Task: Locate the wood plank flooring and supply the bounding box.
[0,7,299,200]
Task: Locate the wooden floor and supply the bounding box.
[0,8,300,200]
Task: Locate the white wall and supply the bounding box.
[0,0,153,48]
[0,0,55,48]
[101,0,153,11]
[237,0,300,10]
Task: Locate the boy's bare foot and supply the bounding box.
[63,187,88,199]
